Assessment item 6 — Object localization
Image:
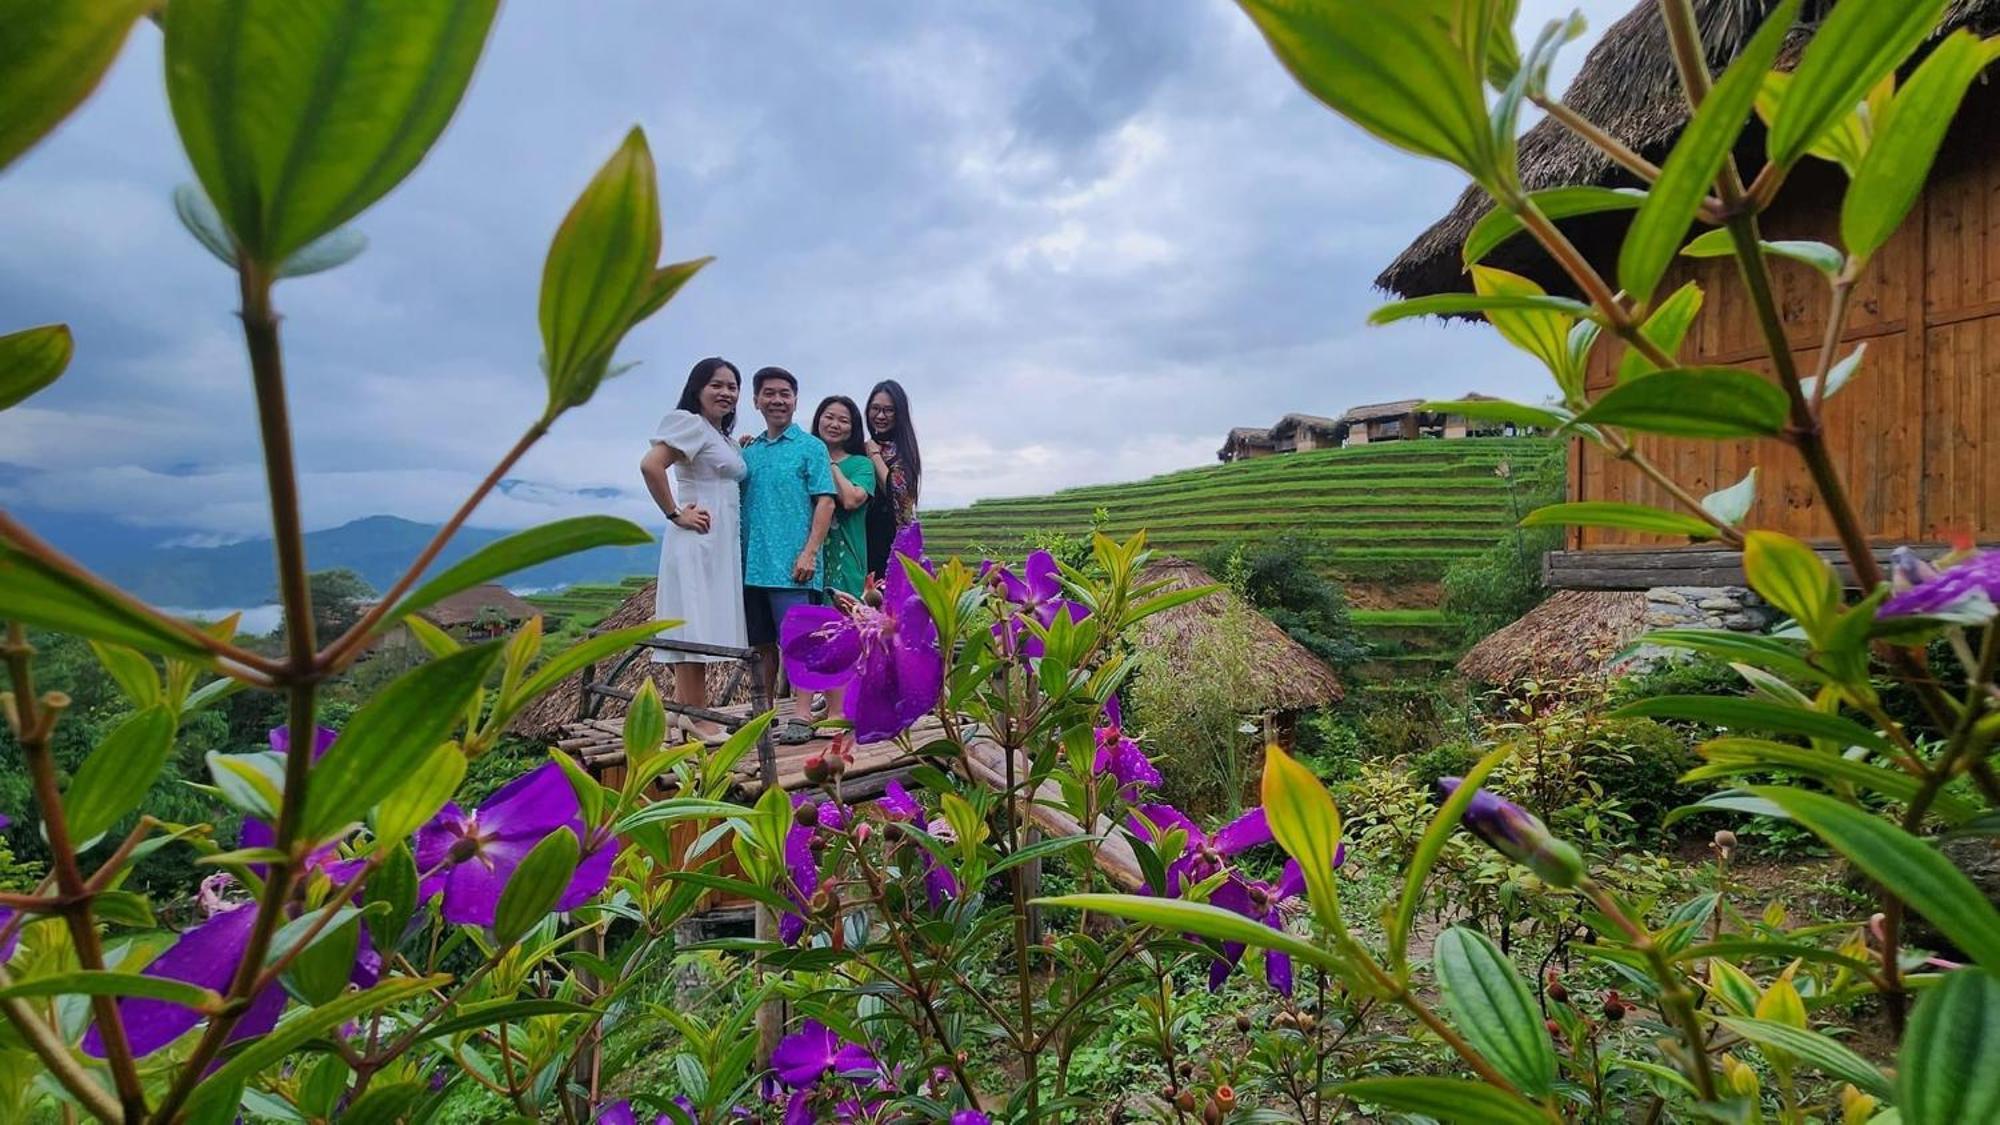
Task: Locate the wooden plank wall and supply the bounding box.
[1571,85,2000,551]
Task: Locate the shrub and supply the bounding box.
[1129,595,1261,814]
[1199,534,1369,669]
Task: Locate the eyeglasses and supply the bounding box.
[867,405,895,416]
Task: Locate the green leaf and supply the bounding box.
[1036,894,1342,974]
[1393,740,1515,973]
[370,741,466,845]
[363,843,419,953]
[277,227,368,279]
[281,910,363,1007]
[1712,1015,1892,1098]
[1614,696,1892,755]
[1433,927,1557,1096]
[1473,266,1574,382]
[1898,969,2000,1125]
[1747,786,2000,971]
[1235,0,1498,180]
[1519,502,1718,539]
[205,751,285,819]
[1417,400,1570,431]
[0,323,73,411]
[416,999,598,1043]
[1463,187,1645,267]
[1681,227,1845,276]
[1333,1077,1549,1125]
[1369,293,1593,326]
[163,0,500,267]
[1620,0,1798,305]
[0,0,151,172]
[1701,468,1759,527]
[0,541,212,659]
[1618,282,1705,382]
[0,970,219,1010]
[1625,628,1824,684]
[64,705,177,844]
[172,182,238,268]
[629,257,714,324]
[1767,0,1953,170]
[1743,530,1841,642]
[540,128,662,411]
[340,1084,427,1125]
[1573,366,1790,438]
[662,871,794,916]
[624,678,668,761]
[1844,33,2000,267]
[1259,745,1345,936]
[184,977,445,1115]
[1690,738,1978,824]
[493,828,581,945]
[389,516,651,626]
[302,643,501,840]
[1664,788,1788,827]
[1755,68,1891,175]
[88,641,160,708]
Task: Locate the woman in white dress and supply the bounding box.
[640,357,746,744]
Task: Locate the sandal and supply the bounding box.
[775,718,816,746]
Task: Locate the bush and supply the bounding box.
[1128,596,1261,814]
[1199,534,1369,669]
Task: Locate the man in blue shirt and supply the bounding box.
[740,366,835,737]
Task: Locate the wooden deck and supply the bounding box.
[552,704,1144,892]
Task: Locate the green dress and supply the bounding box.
[826,452,876,597]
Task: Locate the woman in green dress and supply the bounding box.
[811,395,875,599]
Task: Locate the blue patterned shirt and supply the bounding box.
[739,423,835,589]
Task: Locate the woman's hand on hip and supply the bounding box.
[673,504,712,534]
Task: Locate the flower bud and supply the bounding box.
[1601,991,1626,1022]
[1174,1090,1197,1114]
[1436,778,1586,888]
[1178,1060,1193,1079]
[796,800,821,828]
[1720,1053,1760,1099]
[1212,1086,1237,1114]
[1234,1013,1252,1033]
[1201,1101,1222,1125]
[1545,971,1568,1004]
[803,754,830,785]
[1712,829,1737,861]
[1544,1019,1562,1038]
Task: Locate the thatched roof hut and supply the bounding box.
[420,584,541,629]
[1376,0,2000,303]
[512,561,1344,742]
[1130,558,1343,714]
[1217,426,1276,463]
[1456,590,1649,685]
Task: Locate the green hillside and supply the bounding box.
[921,437,1563,677]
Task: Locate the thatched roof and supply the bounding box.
[1456,590,1649,684]
[1340,398,1423,424]
[1131,558,1344,712]
[1269,413,1342,439]
[420,584,541,628]
[509,582,734,739]
[1376,0,2000,302]
[1218,426,1276,460]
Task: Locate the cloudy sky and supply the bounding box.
[0,0,1631,543]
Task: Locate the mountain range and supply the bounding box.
[18,510,658,608]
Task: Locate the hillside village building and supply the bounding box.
[1216,394,1528,461]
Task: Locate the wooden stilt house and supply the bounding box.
[1378,0,2000,600]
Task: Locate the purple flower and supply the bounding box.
[1128,804,1276,897]
[1208,859,1326,995]
[595,1101,676,1125]
[878,779,923,822]
[414,762,614,927]
[1437,778,1584,889]
[268,725,338,759]
[1880,548,2000,619]
[1092,697,1160,796]
[952,1111,993,1125]
[80,902,381,1059]
[774,1020,880,1124]
[780,523,943,742]
[239,726,362,881]
[986,550,1090,657]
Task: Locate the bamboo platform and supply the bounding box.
[550,705,1144,891]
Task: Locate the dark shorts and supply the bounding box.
[745,585,819,646]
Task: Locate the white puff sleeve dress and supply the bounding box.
[650,410,748,663]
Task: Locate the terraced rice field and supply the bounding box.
[921,438,1562,679]
[526,575,651,631]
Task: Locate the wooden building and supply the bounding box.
[1378,0,2000,588]
[1217,426,1277,463]
[1269,412,1344,453]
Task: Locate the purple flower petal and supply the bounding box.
[1277,859,1307,901]
[878,780,922,822]
[476,763,584,839]
[780,606,863,691]
[774,1020,845,1086]
[558,834,617,911]
[84,904,269,1058]
[596,1101,637,1125]
[268,725,338,761]
[0,910,17,961]
[1213,808,1273,857]
[1268,950,1294,996]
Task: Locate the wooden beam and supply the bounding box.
[1543,542,1990,590]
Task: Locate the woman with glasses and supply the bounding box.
[862,379,923,581]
